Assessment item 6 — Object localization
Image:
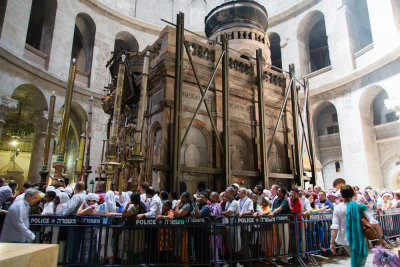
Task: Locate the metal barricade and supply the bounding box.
[295,212,334,267]
[108,217,211,266]
[214,214,296,266]
[375,208,400,246]
[29,215,103,266]
[28,210,400,266]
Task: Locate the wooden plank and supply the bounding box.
[268,173,294,179]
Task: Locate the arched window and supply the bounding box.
[309,17,330,72]
[269,33,282,70]
[114,31,139,52]
[25,0,57,56]
[373,90,399,125]
[298,11,331,75]
[345,0,373,52]
[71,13,96,87]
[0,0,7,36]
[316,103,339,136]
[335,161,340,172]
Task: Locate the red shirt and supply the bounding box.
[290,198,302,221]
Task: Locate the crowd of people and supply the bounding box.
[0,177,398,266]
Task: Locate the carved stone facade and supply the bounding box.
[139,27,293,193]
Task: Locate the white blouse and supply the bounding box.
[331,202,378,246]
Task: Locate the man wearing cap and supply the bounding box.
[0,188,41,243]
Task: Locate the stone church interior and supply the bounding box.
[0,0,399,194]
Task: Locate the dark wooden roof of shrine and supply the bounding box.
[204,0,268,38]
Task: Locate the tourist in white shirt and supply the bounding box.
[63,182,87,216]
[330,185,385,267]
[237,187,253,261]
[139,182,150,206]
[0,188,41,243]
[137,187,161,218]
[221,187,241,256]
[298,188,312,214]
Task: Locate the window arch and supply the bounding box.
[269,33,282,70]
[25,0,57,55]
[114,31,139,52]
[373,90,399,125]
[298,11,331,74]
[71,13,96,87]
[345,0,373,52]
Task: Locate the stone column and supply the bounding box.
[0,95,18,139]
[28,111,48,183]
[47,115,62,172]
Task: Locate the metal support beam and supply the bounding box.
[305,78,317,185]
[289,64,302,185]
[256,49,268,189]
[180,47,225,148]
[181,41,224,156]
[222,34,231,188]
[267,78,292,156]
[172,12,184,194]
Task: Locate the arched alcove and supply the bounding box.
[268,140,286,173]
[372,90,398,125]
[114,31,139,52]
[0,84,48,184]
[180,121,211,194]
[312,102,344,187]
[25,0,57,57]
[269,32,282,70]
[298,11,331,75]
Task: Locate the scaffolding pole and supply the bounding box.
[305,78,317,185]
[171,12,184,193]
[222,34,231,188]
[256,49,268,189]
[289,64,302,185]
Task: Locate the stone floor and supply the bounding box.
[250,246,400,266]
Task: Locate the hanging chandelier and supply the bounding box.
[2,99,34,139]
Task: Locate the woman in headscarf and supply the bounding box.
[93,190,117,264]
[330,185,385,267]
[122,192,146,264]
[55,192,70,215]
[173,192,192,264]
[76,193,100,263]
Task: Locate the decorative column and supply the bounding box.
[28,110,48,183]
[104,55,125,191]
[128,51,150,190]
[83,96,93,188]
[0,95,18,139]
[53,58,77,179]
[74,134,86,184]
[40,92,56,186]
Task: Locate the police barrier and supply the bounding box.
[375,209,400,240]
[27,210,400,266]
[295,212,335,267]
[29,215,103,266]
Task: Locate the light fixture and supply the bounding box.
[10,140,19,147]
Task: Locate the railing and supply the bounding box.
[310,45,331,72]
[23,209,400,266]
